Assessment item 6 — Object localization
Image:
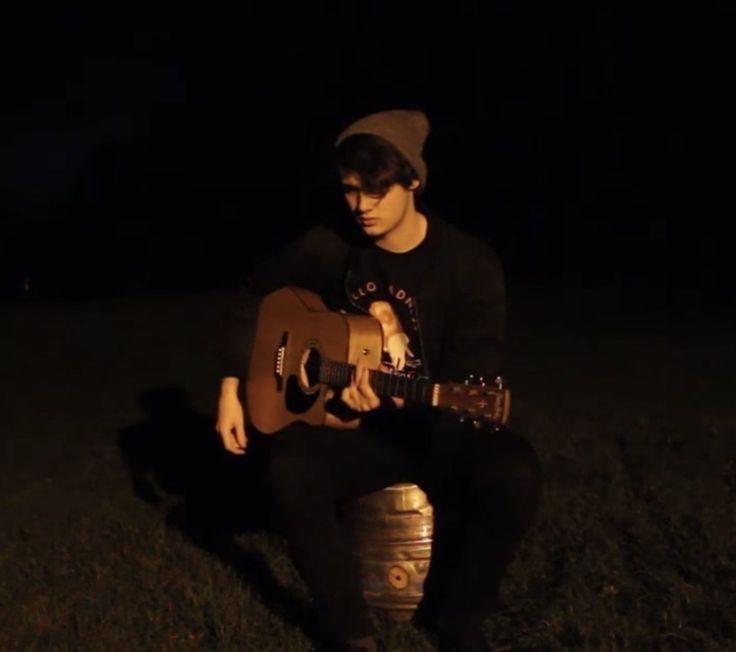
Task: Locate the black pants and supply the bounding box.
[263,409,543,641]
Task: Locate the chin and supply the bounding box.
[361,225,385,237]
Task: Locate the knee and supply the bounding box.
[506,454,544,504]
[266,455,329,509]
[475,432,544,506]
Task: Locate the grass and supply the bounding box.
[0,280,733,650]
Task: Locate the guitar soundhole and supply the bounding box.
[301,347,322,390]
[283,347,323,417]
[285,375,320,415]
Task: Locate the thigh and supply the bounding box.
[265,422,415,504]
[420,419,543,507]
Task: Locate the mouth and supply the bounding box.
[358,217,379,227]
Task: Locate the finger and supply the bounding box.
[345,383,371,412]
[217,422,246,455]
[341,385,360,410]
[340,386,353,408]
[352,358,363,387]
[227,429,246,455]
[356,364,380,409]
[235,422,248,450]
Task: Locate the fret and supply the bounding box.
[370,368,379,393]
[413,377,424,403]
[418,378,432,404]
[247,287,510,434]
[388,371,400,399]
[318,358,436,406]
[410,376,419,402]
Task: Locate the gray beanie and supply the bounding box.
[335,109,430,187]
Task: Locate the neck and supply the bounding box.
[319,358,435,404]
[376,207,427,253]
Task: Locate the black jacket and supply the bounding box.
[219,214,505,385]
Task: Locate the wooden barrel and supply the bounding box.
[346,482,434,622]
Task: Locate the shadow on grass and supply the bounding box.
[117,386,324,642]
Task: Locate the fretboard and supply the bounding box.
[319,359,435,405]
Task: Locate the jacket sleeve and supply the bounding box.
[439,241,506,382]
[216,226,347,380]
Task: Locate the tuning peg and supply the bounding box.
[495,375,503,389]
[464,374,475,385]
[479,376,485,386]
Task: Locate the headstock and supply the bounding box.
[436,375,511,428]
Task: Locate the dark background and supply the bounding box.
[1,4,732,302]
[1,8,735,649]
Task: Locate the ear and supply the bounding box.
[409,179,420,191]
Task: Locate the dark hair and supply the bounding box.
[335,134,421,196]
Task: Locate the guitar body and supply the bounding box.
[246,287,383,434]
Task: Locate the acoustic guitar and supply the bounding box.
[245,286,511,434]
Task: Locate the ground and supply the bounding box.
[0,280,733,651]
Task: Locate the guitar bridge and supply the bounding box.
[274,331,287,391]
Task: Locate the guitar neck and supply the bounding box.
[319,359,435,405]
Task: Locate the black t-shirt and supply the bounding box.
[346,238,431,378]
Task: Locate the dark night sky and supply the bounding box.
[0,4,732,300]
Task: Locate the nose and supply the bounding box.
[356,192,379,214]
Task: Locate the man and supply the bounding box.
[216,109,543,652]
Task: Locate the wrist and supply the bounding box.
[220,377,241,397]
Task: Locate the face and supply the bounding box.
[341,173,419,240]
